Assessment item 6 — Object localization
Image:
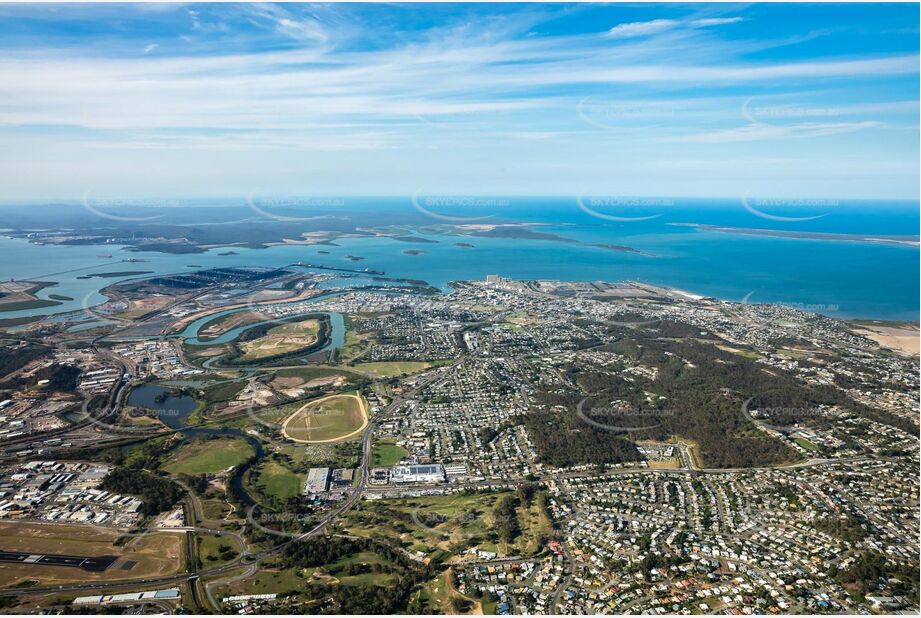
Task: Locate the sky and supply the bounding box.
[0,2,918,201]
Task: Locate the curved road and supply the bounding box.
[0,354,877,604]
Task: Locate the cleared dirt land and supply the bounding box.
[198,309,271,341]
[0,521,183,586]
[853,322,920,357]
[268,367,352,398]
[238,317,321,361]
[282,393,368,443]
[112,294,174,320]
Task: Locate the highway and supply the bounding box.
[0,447,880,601]
[0,325,885,607]
[0,358,457,601]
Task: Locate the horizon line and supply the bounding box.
[0,195,919,206]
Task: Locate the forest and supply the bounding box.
[101,467,184,516]
[531,323,822,468]
[280,535,430,614]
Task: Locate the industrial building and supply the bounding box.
[73,589,180,606]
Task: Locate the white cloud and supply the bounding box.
[691,17,744,28]
[142,43,159,54]
[607,16,744,39]
[665,120,884,143]
[607,19,678,39]
[0,5,914,200]
[0,29,913,140]
[246,4,330,45]
[275,17,327,43]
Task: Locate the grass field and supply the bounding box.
[715,344,762,360]
[202,380,247,403]
[794,437,821,452]
[282,393,368,443]
[414,569,482,614]
[0,298,61,312]
[344,492,497,553]
[201,499,232,520]
[352,361,438,377]
[328,551,398,587]
[372,439,409,466]
[0,522,182,586]
[198,533,240,567]
[256,461,303,500]
[344,490,552,558]
[0,315,42,328]
[162,437,254,475]
[338,321,369,362]
[275,366,356,381]
[216,550,400,600]
[215,566,306,599]
[238,317,320,361]
[505,311,537,326]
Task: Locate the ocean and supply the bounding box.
[0,198,917,321]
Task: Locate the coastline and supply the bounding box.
[0,232,917,324]
[674,223,920,247]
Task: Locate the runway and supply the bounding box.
[0,551,118,572]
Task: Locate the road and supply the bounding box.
[549,538,574,613]
[0,338,883,606]
[0,357,455,600]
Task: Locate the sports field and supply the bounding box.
[281,393,368,443]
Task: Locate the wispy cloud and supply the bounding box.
[607,19,678,39]
[607,15,743,39]
[0,3,915,199]
[0,40,912,134]
[665,120,884,143]
[245,4,330,45]
[691,17,745,27]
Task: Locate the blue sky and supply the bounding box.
[0,3,917,200]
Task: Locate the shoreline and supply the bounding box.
[674,223,920,247]
[0,233,916,324]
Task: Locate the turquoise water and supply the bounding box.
[1,218,917,320]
